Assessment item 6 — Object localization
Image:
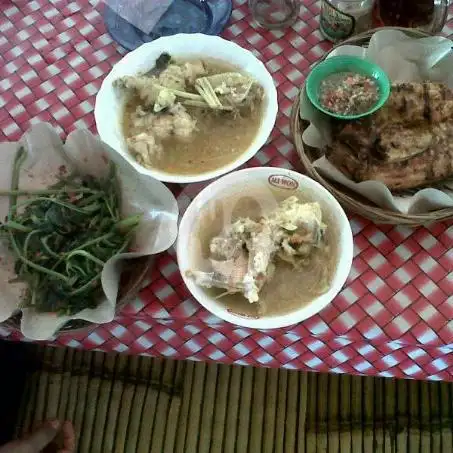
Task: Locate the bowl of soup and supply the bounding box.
[177,167,354,329]
[95,34,278,184]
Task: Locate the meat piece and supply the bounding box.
[210,218,260,259]
[208,217,272,303]
[188,197,328,305]
[211,251,249,293]
[182,60,206,85]
[129,103,196,142]
[187,270,243,293]
[170,104,197,139]
[115,67,185,109]
[115,76,160,107]
[129,108,175,140]
[129,106,155,135]
[127,132,162,167]
[210,236,244,260]
[361,145,453,191]
[152,115,174,140]
[266,196,322,231]
[243,223,278,303]
[158,64,186,90]
[186,250,249,295]
[426,82,453,102]
[267,197,326,267]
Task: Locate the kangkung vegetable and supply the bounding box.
[0,147,141,315]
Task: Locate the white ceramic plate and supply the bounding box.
[177,167,354,329]
[95,33,278,184]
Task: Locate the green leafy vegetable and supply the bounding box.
[0,147,141,315]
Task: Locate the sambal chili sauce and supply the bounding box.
[319,72,379,115]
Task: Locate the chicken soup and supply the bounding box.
[116,54,265,175]
[186,188,339,317]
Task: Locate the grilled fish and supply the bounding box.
[336,120,434,162]
[326,81,453,190]
[376,82,453,126]
[327,123,453,191]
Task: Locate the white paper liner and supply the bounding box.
[0,123,179,340]
[300,29,453,214]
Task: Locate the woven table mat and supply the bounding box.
[12,345,453,453]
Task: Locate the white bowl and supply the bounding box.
[95,34,278,184]
[177,167,354,329]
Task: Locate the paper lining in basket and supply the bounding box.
[300,29,453,215]
[0,123,179,340]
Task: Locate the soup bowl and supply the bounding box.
[95,34,278,184]
[177,167,354,329]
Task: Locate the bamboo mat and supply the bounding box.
[11,345,453,453]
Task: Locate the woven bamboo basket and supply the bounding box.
[1,256,154,335]
[290,27,453,226]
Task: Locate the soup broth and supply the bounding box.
[189,187,340,318]
[122,59,264,175]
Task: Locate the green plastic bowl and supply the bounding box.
[305,55,391,120]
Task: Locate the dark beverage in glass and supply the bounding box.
[373,0,448,32]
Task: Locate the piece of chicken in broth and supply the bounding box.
[187,197,329,310]
[115,53,265,175]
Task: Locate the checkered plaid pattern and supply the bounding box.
[0,0,452,381]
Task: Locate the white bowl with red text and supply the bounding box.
[177,167,354,329]
[95,34,278,184]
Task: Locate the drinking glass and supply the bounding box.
[373,0,448,33]
[249,0,300,29]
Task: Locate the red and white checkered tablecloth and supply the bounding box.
[0,0,452,381]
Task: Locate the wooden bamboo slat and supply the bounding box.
[263,368,280,453]
[210,364,230,453]
[11,345,453,453]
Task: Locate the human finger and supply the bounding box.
[1,421,60,453]
[25,421,60,453]
[59,422,75,453]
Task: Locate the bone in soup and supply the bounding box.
[187,188,339,317]
[116,54,265,175]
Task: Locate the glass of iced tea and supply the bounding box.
[373,0,448,33]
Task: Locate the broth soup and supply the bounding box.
[187,187,340,318]
[117,55,265,175]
